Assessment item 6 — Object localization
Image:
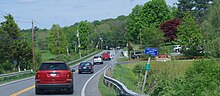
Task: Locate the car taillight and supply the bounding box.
[36,72,40,79]
[89,66,92,69]
[78,66,81,69]
[35,72,41,83]
[66,72,73,83]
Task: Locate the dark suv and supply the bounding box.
[35,61,75,94]
[78,62,94,74]
[131,51,143,59]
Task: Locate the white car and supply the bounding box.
[109,51,115,59]
[93,56,103,65]
[173,45,182,53]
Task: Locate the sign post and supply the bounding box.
[141,48,158,95]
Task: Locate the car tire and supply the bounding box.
[78,71,81,74]
[67,85,73,94]
[91,69,94,74]
[35,87,41,95]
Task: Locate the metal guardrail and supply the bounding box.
[0,50,100,79]
[67,51,100,65]
[0,70,33,79]
[103,66,140,96]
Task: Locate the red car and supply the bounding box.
[102,52,111,61]
[35,61,75,94]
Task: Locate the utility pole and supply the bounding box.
[126,27,131,61]
[77,29,81,58]
[140,29,142,50]
[32,19,35,71]
[57,29,61,61]
[99,35,103,50]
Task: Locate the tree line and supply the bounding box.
[0,0,219,73]
[127,0,219,57]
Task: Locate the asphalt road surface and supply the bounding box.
[0,50,121,96]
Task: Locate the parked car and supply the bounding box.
[35,61,75,94]
[93,56,103,64]
[78,62,94,74]
[173,45,182,53]
[116,46,121,50]
[102,52,111,61]
[131,51,143,59]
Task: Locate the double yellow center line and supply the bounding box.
[10,85,35,96]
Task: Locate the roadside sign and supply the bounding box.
[146,63,150,71]
[144,48,158,56]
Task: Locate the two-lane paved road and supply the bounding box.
[0,50,120,96]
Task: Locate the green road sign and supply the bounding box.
[146,63,150,71]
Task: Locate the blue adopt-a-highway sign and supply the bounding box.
[144,48,158,56]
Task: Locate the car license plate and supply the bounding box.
[83,67,87,69]
[50,73,56,77]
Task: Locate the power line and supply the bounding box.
[0,10,48,28]
[0,9,8,15]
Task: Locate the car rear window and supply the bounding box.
[94,56,102,58]
[80,62,92,66]
[135,52,142,54]
[39,63,69,70]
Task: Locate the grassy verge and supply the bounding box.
[98,74,118,96]
[117,57,129,62]
[0,73,35,85]
[112,64,140,93]
[41,50,57,61]
[111,60,194,94]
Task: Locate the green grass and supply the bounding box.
[0,73,35,84]
[41,50,57,61]
[99,74,118,96]
[112,64,140,93]
[124,60,193,78]
[112,60,194,94]
[117,57,129,62]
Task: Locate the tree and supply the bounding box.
[78,21,90,49]
[127,5,143,43]
[142,26,165,48]
[201,0,220,57]
[140,0,172,27]
[177,13,203,56]
[48,24,69,55]
[127,0,172,45]
[0,14,34,71]
[177,0,213,22]
[160,18,181,41]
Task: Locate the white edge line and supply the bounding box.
[0,76,35,87]
[81,50,121,96]
[81,64,108,96]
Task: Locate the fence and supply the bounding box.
[0,70,33,79]
[103,66,140,96]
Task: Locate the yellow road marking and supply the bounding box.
[10,85,35,96]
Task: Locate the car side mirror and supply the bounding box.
[71,69,76,72]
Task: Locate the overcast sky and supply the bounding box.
[0,0,178,29]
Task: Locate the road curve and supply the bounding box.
[0,50,120,96]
